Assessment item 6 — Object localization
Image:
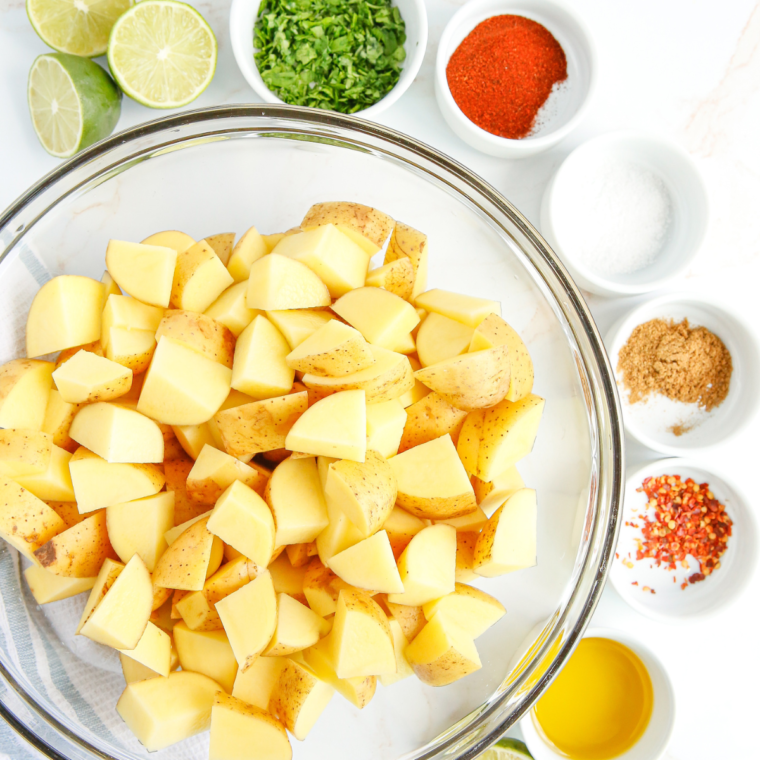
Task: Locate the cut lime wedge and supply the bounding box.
[479,737,534,760]
[107,0,217,109]
[26,0,133,58]
[28,53,122,158]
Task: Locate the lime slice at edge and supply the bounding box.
[478,737,534,760]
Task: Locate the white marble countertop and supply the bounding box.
[1,0,759,758]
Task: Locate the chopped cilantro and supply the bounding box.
[254,0,407,114]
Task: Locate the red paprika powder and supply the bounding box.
[446,15,568,139]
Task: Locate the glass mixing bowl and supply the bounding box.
[0,106,624,760]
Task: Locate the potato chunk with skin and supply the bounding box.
[405,611,481,686]
[455,531,479,582]
[324,451,396,537]
[14,443,75,502]
[210,692,292,760]
[205,232,236,266]
[232,315,294,400]
[171,239,234,313]
[141,229,195,254]
[42,390,80,452]
[286,321,374,377]
[164,457,213,525]
[174,621,238,693]
[302,559,352,617]
[186,445,268,504]
[69,403,164,464]
[386,524,456,607]
[381,506,428,559]
[105,328,156,373]
[216,392,308,458]
[26,275,105,358]
[106,240,178,308]
[53,351,132,404]
[385,599,427,641]
[422,583,506,638]
[474,488,537,577]
[384,221,428,299]
[315,496,364,567]
[55,341,103,369]
[301,201,394,250]
[100,294,163,351]
[153,515,222,591]
[389,435,476,519]
[263,593,326,657]
[247,253,331,311]
[116,670,221,751]
[205,281,260,337]
[415,289,500,328]
[268,552,308,604]
[436,505,487,532]
[265,457,328,546]
[270,658,334,741]
[24,564,96,604]
[327,531,403,594]
[416,312,475,368]
[285,390,366,463]
[232,655,286,709]
[473,465,525,517]
[118,622,172,678]
[379,618,414,686]
[0,359,54,431]
[227,225,268,282]
[398,392,468,453]
[156,310,236,368]
[365,399,406,459]
[0,429,52,478]
[365,258,414,301]
[266,309,333,350]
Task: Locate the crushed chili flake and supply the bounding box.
[636,474,732,588]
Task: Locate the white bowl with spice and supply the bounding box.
[229,0,428,119]
[605,293,760,455]
[435,0,598,158]
[540,131,709,296]
[610,458,758,623]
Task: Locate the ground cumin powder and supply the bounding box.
[617,318,732,412]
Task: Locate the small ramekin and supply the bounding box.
[229,0,428,119]
[521,627,676,760]
[435,0,598,158]
[540,131,709,296]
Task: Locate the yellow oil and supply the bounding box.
[533,637,653,760]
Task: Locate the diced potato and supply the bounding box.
[231,315,294,399]
[75,557,124,633]
[414,289,500,328]
[396,356,430,409]
[315,496,364,567]
[205,389,258,449]
[268,552,308,604]
[79,554,152,649]
[302,559,350,617]
[154,515,223,591]
[414,345,511,412]
[301,345,413,404]
[141,229,195,254]
[286,321,374,378]
[384,599,427,641]
[171,239,234,313]
[106,240,177,308]
[205,232,236,266]
[472,465,525,517]
[469,313,534,401]
[301,201,394,250]
[0,429,52,478]
[365,259,414,301]
[436,505,487,532]
[100,294,163,350]
[285,541,317,568]
[24,563,95,604]
[164,457,213,524]
[156,310,236,369]
[116,670,220,751]
[137,336,232,425]
[227,225,268,282]
[273,224,368,298]
[174,621,238,693]
[379,618,414,686]
[423,582,505,639]
[41,390,80,452]
[216,570,277,671]
[106,492,175,571]
[269,658,334,740]
[105,328,156,373]
[210,692,292,760]
[263,593,326,657]
[404,612,481,686]
[365,400,406,459]
[328,531,403,594]
[384,221,428,299]
[398,392,468,453]
[215,392,308,458]
[386,524,456,607]
[164,512,213,546]
[389,435,476,519]
[55,341,104,368]
[118,622,171,677]
[120,651,161,684]
[474,489,537,578]
[416,312,474,368]
[324,451,396,537]
[285,390,366,462]
[327,589,395,678]
[101,270,121,300]
[390,331,416,355]
[53,351,132,404]
[69,447,164,513]
[458,395,545,482]
[186,445,268,504]
[455,531,479,582]
[0,359,55,431]
[26,275,104,357]
[33,509,115,577]
[246,254,331,311]
[381,506,428,559]
[172,422,218,460]
[266,309,334,350]
[45,500,86,529]
[232,655,286,709]
[332,287,420,350]
[207,480,275,566]
[70,402,163,464]
[13,443,74,501]
[265,457,328,546]
[205,281,260,337]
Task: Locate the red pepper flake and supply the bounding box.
[631,581,638,586]
[635,474,732,588]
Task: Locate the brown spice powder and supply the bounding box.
[617,318,732,411]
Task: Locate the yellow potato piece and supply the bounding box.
[472,465,525,517]
[247,253,331,311]
[156,310,236,369]
[386,524,456,607]
[206,389,259,450]
[141,229,195,254]
[0,359,54,431]
[315,495,364,567]
[436,505,488,532]
[100,294,163,350]
[327,531,403,594]
[26,275,105,358]
[286,320,374,378]
[41,390,80,452]
[365,399,407,459]
[385,599,427,641]
[116,670,221,751]
[174,621,238,693]
[381,506,428,559]
[101,270,121,300]
[0,429,52,478]
[75,557,124,634]
[263,592,326,657]
[455,531,479,582]
[153,515,221,591]
[404,611,481,686]
[205,232,236,266]
[232,655,286,709]
[416,312,474,368]
[105,328,156,373]
[106,240,177,308]
[53,351,132,405]
[398,392,468,453]
[266,309,333,349]
[285,390,366,462]
[302,559,352,618]
[172,422,218,460]
[365,258,414,301]
[205,281,260,337]
[301,201,394,250]
[379,618,414,687]
[165,458,213,525]
[384,221,428,299]
[171,239,234,313]
[414,289,500,328]
[422,582,505,638]
[24,564,96,604]
[14,443,75,502]
[118,622,171,678]
[268,552,308,604]
[227,225,268,282]
[186,444,268,504]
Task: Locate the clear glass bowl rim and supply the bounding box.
[0,104,625,760]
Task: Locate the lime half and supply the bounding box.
[28,53,122,158]
[107,0,217,109]
[479,737,534,760]
[26,0,133,58]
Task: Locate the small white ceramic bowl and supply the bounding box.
[521,627,676,760]
[611,459,758,623]
[435,0,597,158]
[540,131,709,296]
[229,0,428,119]
[604,292,760,455]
